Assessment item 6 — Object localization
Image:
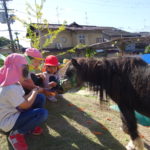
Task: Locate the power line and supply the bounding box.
[65,0,150,9]
[0,29,26,32]
[14,9,28,15]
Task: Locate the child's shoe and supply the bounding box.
[8,131,28,150]
[47,96,57,102]
[32,126,43,135]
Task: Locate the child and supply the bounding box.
[22,48,44,94]
[41,55,63,102]
[59,58,70,69]
[0,53,48,150]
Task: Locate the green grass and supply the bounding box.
[0,59,4,67]
[0,92,150,150]
[0,53,7,67]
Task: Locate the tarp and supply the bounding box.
[140,54,150,64]
[110,105,150,126]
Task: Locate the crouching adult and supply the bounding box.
[0,53,48,150]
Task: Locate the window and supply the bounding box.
[47,35,51,39]
[61,37,67,43]
[96,37,103,43]
[78,34,85,44]
[55,43,62,49]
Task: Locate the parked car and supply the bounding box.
[96,49,105,53]
[95,49,107,57]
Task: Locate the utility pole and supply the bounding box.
[56,6,60,24]
[85,12,88,25]
[1,0,15,52]
[14,32,20,51]
[34,0,41,50]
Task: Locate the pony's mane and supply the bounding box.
[76,56,148,99]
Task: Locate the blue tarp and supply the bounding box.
[140,54,150,64]
[110,105,150,126]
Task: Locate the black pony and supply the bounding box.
[59,56,150,150]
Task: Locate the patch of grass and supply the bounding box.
[0,92,150,150]
[0,53,8,67]
[0,59,4,67]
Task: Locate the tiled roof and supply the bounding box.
[30,22,140,36]
[31,22,117,31]
[102,28,140,37]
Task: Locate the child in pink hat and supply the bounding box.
[0,53,48,150]
[22,48,44,95]
[24,48,44,73]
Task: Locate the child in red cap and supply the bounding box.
[40,55,63,102]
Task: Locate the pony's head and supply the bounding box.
[59,59,84,93]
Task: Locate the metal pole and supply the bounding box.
[14,32,20,51]
[2,0,15,52]
[35,0,41,50]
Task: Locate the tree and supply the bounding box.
[15,0,65,50]
[144,45,150,54]
[0,36,11,47]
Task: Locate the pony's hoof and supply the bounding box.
[126,141,136,150]
[126,139,144,150]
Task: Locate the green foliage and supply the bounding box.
[58,45,96,58]
[0,59,3,67]
[0,37,10,47]
[144,45,150,54]
[59,44,86,55]
[85,48,96,57]
[0,54,8,67]
[15,0,65,50]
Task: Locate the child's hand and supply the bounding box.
[37,87,44,93]
[33,86,44,93]
[32,87,39,93]
[48,81,57,87]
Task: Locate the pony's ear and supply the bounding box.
[71,59,80,69]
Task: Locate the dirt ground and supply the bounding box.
[76,89,150,150]
[0,89,150,150]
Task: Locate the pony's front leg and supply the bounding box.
[121,121,144,150]
[126,138,144,150]
[119,105,144,150]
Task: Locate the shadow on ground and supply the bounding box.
[4,95,126,150]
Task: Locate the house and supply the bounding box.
[29,22,106,50]
[0,47,13,55]
[139,32,150,37]
[29,22,140,50]
[101,27,141,41]
[28,22,145,58]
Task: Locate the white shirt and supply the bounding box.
[0,84,25,132]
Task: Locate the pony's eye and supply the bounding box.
[66,70,73,77]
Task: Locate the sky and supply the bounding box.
[0,0,150,47]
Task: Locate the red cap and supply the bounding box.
[45,55,59,66]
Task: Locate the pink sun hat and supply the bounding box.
[25,48,44,60]
[0,53,27,87]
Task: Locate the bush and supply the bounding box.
[144,45,150,54]
[0,59,4,67]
